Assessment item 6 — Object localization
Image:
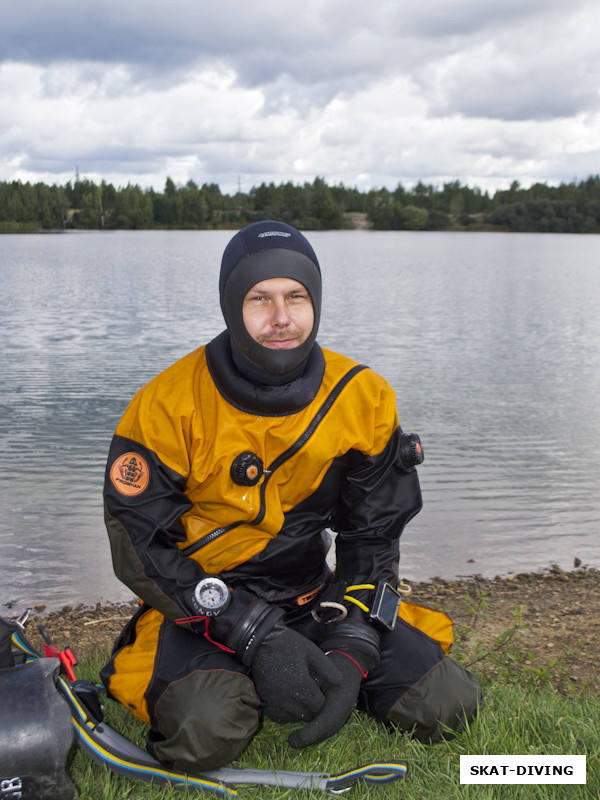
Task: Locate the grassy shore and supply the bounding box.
[67,653,598,799]
[25,567,591,798]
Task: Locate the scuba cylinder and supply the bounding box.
[0,617,77,800]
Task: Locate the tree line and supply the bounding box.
[2,174,600,233]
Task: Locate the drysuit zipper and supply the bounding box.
[182,364,366,557]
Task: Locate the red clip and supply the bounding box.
[38,623,78,681]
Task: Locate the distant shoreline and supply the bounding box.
[3,173,600,233]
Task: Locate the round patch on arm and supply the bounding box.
[109,452,150,496]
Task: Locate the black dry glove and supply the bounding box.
[208,592,344,724]
[251,620,343,723]
[288,650,365,748]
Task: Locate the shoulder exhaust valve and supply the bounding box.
[399,432,424,469]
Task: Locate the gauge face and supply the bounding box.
[193,578,230,615]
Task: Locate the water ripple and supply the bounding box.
[2,230,600,611]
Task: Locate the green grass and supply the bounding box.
[68,651,598,800]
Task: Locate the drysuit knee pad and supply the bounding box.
[0,656,77,799]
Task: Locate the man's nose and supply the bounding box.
[271,298,291,325]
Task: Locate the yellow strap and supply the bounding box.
[345,584,375,592]
[343,595,371,613]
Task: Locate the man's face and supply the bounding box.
[242,277,314,350]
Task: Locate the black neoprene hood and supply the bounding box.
[219,220,322,375]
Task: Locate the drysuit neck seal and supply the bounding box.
[206,331,325,415]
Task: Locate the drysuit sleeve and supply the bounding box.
[104,433,305,657]
[105,431,271,641]
[104,430,209,621]
[331,425,423,588]
[322,416,423,665]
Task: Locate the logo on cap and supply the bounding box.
[257,231,292,238]
[110,452,150,496]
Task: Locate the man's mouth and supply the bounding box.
[262,337,299,349]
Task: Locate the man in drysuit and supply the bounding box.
[101,220,482,773]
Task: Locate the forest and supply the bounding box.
[1,174,600,233]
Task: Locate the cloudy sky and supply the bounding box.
[1,0,599,195]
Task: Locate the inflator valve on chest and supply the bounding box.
[230,451,265,486]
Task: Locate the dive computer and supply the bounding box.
[369,582,401,631]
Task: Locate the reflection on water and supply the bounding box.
[1,230,600,613]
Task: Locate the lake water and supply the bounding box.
[1,230,599,614]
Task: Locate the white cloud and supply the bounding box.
[1,0,599,193]
[419,3,600,122]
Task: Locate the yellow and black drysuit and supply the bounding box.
[101,334,482,772]
[101,219,481,774]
